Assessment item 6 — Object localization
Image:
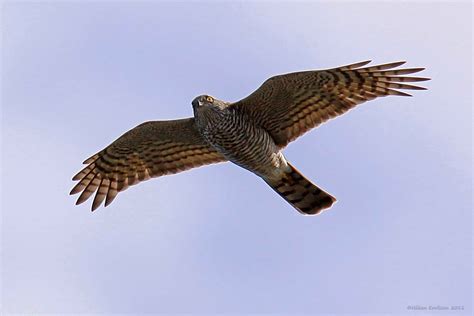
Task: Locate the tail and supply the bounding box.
[264,163,336,215]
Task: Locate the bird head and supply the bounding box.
[192,95,230,122]
[192,95,217,110]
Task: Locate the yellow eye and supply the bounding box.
[206,96,214,102]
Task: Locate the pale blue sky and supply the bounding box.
[1,1,472,315]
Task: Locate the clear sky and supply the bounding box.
[1,1,472,315]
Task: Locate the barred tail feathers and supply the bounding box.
[264,163,336,215]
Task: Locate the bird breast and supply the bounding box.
[200,110,285,177]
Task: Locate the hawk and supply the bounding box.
[71,60,429,215]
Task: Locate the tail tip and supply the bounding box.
[300,195,337,215]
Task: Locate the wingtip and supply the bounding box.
[380,60,406,68]
[412,77,431,82]
[395,90,413,97]
[408,67,426,74]
[91,195,104,211]
[91,203,100,212]
[337,60,372,70]
[83,153,99,164]
[386,61,407,68]
[353,60,372,68]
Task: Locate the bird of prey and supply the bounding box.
[71,60,429,215]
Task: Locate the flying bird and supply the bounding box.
[71,60,429,215]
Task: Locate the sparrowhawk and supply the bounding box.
[71,60,429,215]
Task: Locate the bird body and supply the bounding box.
[71,60,429,215]
[194,100,284,178]
[192,96,336,214]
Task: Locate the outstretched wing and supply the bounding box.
[232,60,430,147]
[70,118,226,211]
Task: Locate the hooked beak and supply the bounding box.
[192,99,202,109]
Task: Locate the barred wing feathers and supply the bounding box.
[232,61,430,147]
[70,118,226,211]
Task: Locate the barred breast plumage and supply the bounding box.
[196,106,284,178]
